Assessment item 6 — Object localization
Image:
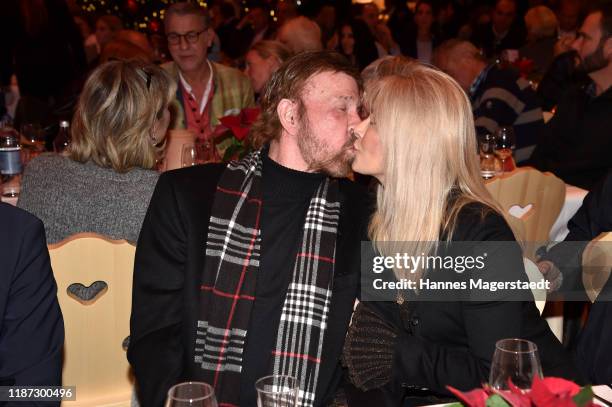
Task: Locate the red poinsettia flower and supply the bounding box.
[529,376,581,407]
[447,385,490,407]
[218,107,261,142]
[512,57,535,79]
[490,380,531,407]
[241,107,261,125]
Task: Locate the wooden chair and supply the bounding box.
[48,233,135,407]
[581,232,612,303]
[486,167,566,259]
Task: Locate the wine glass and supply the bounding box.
[165,382,218,407]
[494,126,516,173]
[20,123,46,156]
[255,375,299,407]
[181,143,198,167]
[489,338,543,392]
[479,133,500,180]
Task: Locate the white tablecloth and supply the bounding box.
[549,184,589,242]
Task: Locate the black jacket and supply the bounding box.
[358,204,581,406]
[0,203,64,405]
[544,171,612,384]
[530,79,612,190]
[471,22,526,60]
[128,164,372,407]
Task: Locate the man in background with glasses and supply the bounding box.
[162,2,254,148]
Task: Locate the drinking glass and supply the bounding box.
[494,126,516,173]
[165,382,218,407]
[1,176,20,199]
[195,139,216,164]
[489,338,543,392]
[20,123,46,155]
[182,140,216,167]
[181,144,198,167]
[255,375,299,407]
[479,133,500,180]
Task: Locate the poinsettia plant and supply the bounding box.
[213,107,260,162]
[511,57,535,80]
[446,376,597,407]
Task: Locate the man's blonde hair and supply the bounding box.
[69,60,176,172]
[365,62,503,280]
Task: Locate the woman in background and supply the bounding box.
[244,40,292,99]
[336,19,379,71]
[342,60,580,405]
[399,0,440,64]
[18,60,175,244]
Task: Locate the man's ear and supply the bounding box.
[205,27,214,48]
[277,98,298,136]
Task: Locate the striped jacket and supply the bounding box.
[470,64,544,162]
[162,60,255,129]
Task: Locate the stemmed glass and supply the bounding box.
[489,338,543,392]
[20,123,46,156]
[255,375,299,407]
[494,126,516,173]
[181,143,198,167]
[479,133,500,180]
[181,140,216,167]
[165,382,218,407]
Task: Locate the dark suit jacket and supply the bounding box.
[530,79,612,190]
[544,171,612,383]
[0,203,64,406]
[471,22,526,59]
[128,164,371,407]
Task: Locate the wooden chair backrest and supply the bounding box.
[486,167,566,256]
[48,233,135,406]
[581,232,612,303]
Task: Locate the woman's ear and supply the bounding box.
[277,98,299,136]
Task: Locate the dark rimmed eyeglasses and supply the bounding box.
[166,30,207,45]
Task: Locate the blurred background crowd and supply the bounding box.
[0,0,585,137]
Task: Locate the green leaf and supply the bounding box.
[222,143,244,162]
[444,403,464,407]
[486,394,511,407]
[573,386,593,407]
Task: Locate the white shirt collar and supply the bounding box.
[178,60,214,115]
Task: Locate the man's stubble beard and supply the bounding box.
[578,42,610,74]
[297,115,355,178]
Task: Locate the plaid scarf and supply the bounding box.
[194,150,340,407]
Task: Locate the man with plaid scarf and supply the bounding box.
[128,51,372,407]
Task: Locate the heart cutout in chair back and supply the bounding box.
[67,281,108,305]
[508,203,534,219]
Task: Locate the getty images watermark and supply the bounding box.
[360,241,563,302]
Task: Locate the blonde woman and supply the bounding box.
[18,60,175,244]
[244,40,292,96]
[342,61,580,405]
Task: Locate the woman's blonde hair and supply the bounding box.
[249,40,293,66]
[69,60,176,172]
[365,63,504,280]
